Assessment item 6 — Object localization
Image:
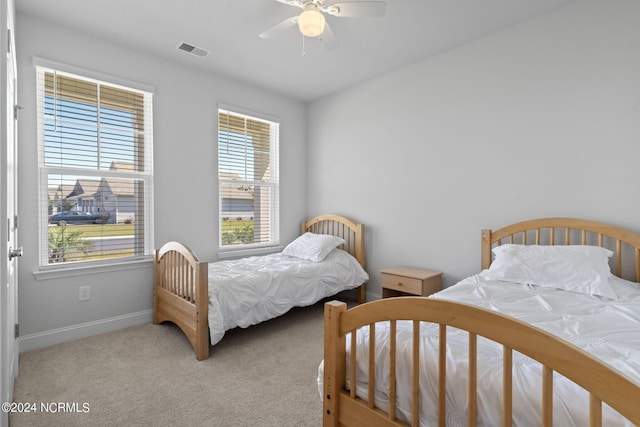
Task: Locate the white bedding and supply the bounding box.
[208,248,369,346]
[319,272,640,426]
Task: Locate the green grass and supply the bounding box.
[82,249,135,261]
[221,219,255,245]
[221,220,254,232]
[48,223,139,264]
[50,223,134,237]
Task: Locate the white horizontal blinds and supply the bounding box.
[218,109,280,248]
[43,73,147,171]
[37,66,153,265]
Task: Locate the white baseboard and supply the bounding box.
[19,310,153,353]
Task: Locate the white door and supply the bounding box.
[1,0,20,425]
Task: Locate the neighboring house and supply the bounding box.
[220,172,254,220]
[95,178,136,223]
[47,184,75,214]
[49,177,136,223]
[65,179,101,214]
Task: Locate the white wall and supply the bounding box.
[16,15,307,347]
[307,0,640,297]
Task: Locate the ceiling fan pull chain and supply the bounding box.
[301,34,307,56]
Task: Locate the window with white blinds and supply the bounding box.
[36,64,154,266]
[218,109,279,250]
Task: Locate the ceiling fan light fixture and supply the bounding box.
[298,6,325,37]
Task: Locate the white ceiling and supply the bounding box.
[16,0,575,102]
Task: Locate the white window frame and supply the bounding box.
[35,58,154,270]
[217,106,280,255]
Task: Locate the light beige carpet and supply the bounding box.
[10,299,343,426]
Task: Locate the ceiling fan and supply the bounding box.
[259,0,387,50]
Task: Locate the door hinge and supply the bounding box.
[13,214,18,230]
[7,29,10,55]
[14,324,19,339]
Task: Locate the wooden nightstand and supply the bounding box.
[380,266,443,298]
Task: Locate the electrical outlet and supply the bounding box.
[79,285,91,302]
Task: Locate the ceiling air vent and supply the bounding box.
[176,41,210,58]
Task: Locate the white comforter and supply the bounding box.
[320,272,640,426]
[207,248,369,346]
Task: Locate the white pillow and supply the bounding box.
[483,244,615,299]
[282,232,345,262]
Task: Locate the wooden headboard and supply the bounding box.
[302,214,366,304]
[481,218,640,282]
[302,214,365,269]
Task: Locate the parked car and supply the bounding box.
[95,212,116,224]
[49,211,100,225]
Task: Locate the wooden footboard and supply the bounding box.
[323,298,640,427]
[153,241,209,360]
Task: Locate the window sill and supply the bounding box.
[217,245,283,260]
[33,257,154,281]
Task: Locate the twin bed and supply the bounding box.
[153,214,368,360]
[322,218,640,426]
[154,215,640,425]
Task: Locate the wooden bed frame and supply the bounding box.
[323,218,640,426]
[153,214,366,361]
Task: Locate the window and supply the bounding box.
[36,63,153,266]
[218,108,279,250]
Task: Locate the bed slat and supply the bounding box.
[503,347,512,427]
[590,394,602,427]
[389,320,397,421]
[616,240,622,277]
[636,248,640,282]
[412,320,420,427]
[542,367,553,426]
[350,331,357,399]
[438,324,447,427]
[468,333,478,427]
[368,324,376,409]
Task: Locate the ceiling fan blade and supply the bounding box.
[324,1,387,18]
[259,16,298,39]
[274,0,302,7]
[319,22,339,51]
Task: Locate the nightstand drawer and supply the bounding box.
[381,274,423,295]
[380,266,443,298]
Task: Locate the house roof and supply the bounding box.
[61,178,135,199]
[56,174,249,200]
[48,184,76,201]
[219,172,253,200]
[66,180,101,199]
[220,184,253,201]
[109,161,135,171]
[97,178,135,197]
